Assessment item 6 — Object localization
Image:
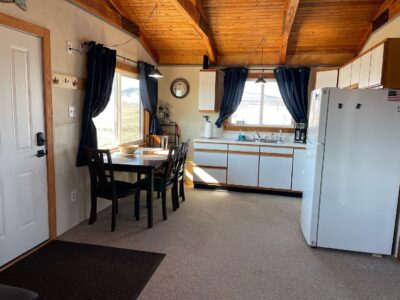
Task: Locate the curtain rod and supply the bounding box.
[116,55,138,65]
[78,42,139,65]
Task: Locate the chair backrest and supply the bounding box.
[164,145,182,181]
[85,147,115,188]
[178,140,190,175]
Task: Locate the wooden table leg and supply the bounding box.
[146,169,154,228]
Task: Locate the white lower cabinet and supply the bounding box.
[227,153,259,187]
[292,149,306,191]
[258,155,293,190]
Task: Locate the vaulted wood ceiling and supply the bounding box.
[70,0,399,66]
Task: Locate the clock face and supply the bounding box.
[170,78,190,99]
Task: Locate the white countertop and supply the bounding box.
[193,138,306,148]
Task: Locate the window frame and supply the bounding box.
[95,62,148,150]
[224,73,295,133]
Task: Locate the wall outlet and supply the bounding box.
[68,106,76,118]
[66,41,73,54]
[71,190,77,203]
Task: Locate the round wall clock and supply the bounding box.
[170,78,190,99]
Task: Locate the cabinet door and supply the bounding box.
[199,70,217,111]
[369,44,385,88]
[259,155,293,190]
[338,64,351,89]
[292,149,306,191]
[193,167,226,184]
[315,69,338,89]
[350,58,361,87]
[227,153,259,187]
[359,52,371,89]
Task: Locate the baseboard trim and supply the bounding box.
[194,183,302,198]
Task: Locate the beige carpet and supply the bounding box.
[60,187,400,300]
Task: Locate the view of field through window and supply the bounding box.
[231,80,293,126]
[94,73,143,149]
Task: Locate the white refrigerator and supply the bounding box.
[301,88,400,255]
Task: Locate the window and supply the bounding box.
[94,70,144,149]
[229,79,293,128]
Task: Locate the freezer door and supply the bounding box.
[301,142,325,246]
[317,89,400,255]
[308,89,330,145]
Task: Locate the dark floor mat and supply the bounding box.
[0,240,165,300]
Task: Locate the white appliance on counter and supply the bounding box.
[301,88,400,255]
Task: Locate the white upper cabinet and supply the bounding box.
[339,39,400,90]
[358,51,371,89]
[198,69,223,112]
[315,69,338,89]
[338,64,351,89]
[350,58,361,87]
[369,44,385,88]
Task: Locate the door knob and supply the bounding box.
[36,150,47,158]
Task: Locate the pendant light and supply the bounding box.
[149,3,164,79]
[255,38,266,84]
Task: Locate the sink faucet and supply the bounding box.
[256,131,261,140]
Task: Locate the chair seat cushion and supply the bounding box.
[97,181,143,199]
[0,284,38,300]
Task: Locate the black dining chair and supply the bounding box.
[135,145,182,221]
[177,140,190,203]
[85,147,141,232]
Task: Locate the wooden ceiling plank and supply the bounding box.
[169,0,218,63]
[357,0,400,53]
[280,0,300,64]
[67,0,159,62]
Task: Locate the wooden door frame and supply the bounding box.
[0,13,57,240]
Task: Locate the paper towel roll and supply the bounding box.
[204,122,213,138]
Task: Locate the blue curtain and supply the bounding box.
[138,61,162,135]
[215,67,248,128]
[274,67,310,124]
[76,42,116,166]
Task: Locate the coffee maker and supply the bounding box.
[294,122,307,143]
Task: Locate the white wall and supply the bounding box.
[362,14,400,52]
[0,0,154,235]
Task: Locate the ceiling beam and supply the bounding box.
[357,0,400,54]
[279,0,300,64]
[67,0,159,63]
[169,0,217,64]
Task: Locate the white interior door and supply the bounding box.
[0,25,49,266]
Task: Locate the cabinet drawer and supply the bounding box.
[260,147,293,155]
[259,156,293,190]
[193,151,227,167]
[229,144,260,153]
[193,142,228,151]
[193,167,226,184]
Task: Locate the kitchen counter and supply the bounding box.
[193,138,306,149]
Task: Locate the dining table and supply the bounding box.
[110,148,168,228]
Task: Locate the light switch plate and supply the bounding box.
[68,106,76,118]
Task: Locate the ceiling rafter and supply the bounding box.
[168,0,218,64]
[67,0,159,63]
[357,0,400,54]
[279,0,300,64]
